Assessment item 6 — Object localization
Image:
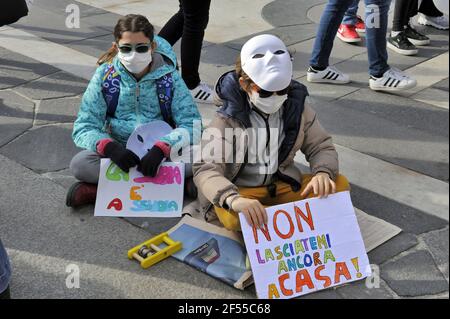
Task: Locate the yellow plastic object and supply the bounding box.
[128,232,182,269]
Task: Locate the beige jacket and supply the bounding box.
[192,72,339,219]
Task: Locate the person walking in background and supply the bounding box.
[159,0,214,104]
[307,0,417,93]
[336,0,366,43]
[0,239,11,299]
[417,0,449,30]
[388,0,431,56]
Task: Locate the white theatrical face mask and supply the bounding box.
[249,91,287,115]
[241,34,293,92]
[118,51,152,74]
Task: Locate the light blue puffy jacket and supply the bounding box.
[73,36,202,152]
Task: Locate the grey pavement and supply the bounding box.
[0,0,448,299]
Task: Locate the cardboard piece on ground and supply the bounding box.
[168,216,253,290]
[95,159,185,218]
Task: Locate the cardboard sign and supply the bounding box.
[239,191,371,299]
[169,216,253,290]
[94,159,185,218]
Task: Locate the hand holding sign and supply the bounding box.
[232,197,268,229]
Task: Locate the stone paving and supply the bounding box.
[0,0,448,299]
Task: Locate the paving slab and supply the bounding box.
[421,228,449,282]
[299,288,341,299]
[433,78,449,92]
[225,24,318,51]
[0,48,59,90]
[381,250,449,297]
[0,90,34,147]
[401,52,450,97]
[11,5,111,45]
[66,34,115,62]
[368,233,419,266]
[75,0,275,44]
[289,36,369,80]
[13,71,87,100]
[35,0,107,18]
[262,0,323,27]
[349,184,448,235]
[79,12,122,32]
[412,87,449,110]
[312,94,449,181]
[35,96,81,126]
[334,88,449,139]
[42,169,78,190]
[336,279,396,299]
[0,28,98,81]
[0,123,81,173]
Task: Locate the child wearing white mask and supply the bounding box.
[193,34,350,231]
[67,15,201,208]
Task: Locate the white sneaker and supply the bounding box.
[417,13,449,30]
[369,68,417,92]
[190,82,214,104]
[306,66,351,84]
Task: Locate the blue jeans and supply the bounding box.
[0,240,11,295]
[342,0,360,25]
[310,0,392,77]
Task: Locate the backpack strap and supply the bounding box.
[102,63,121,119]
[101,64,175,128]
[156,74,176,128]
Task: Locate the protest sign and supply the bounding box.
[239,191,371,299]
[94,159,185,218]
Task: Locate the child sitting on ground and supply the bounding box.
[193,34,350,230]
[67,14,201,208]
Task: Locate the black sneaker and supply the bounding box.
[387,32,418,56]
[404,25,430,46]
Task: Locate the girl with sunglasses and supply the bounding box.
[192,34,350,230]
[66,14,201,208]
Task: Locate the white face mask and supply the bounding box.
[249,91,287,114]
[118,51,152,74]
[241,34,293,92]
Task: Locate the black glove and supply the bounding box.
[138,145,165,177]
[104,141,140,173]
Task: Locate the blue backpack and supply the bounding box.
[101,63,176,128]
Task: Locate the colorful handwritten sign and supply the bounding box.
[239,191,371,299]
[94,159,185,218]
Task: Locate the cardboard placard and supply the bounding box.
[239,191,371,299]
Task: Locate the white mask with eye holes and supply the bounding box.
[240,34,293,92]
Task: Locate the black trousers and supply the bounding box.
[159,0,212,90]
[392,0,443,31]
